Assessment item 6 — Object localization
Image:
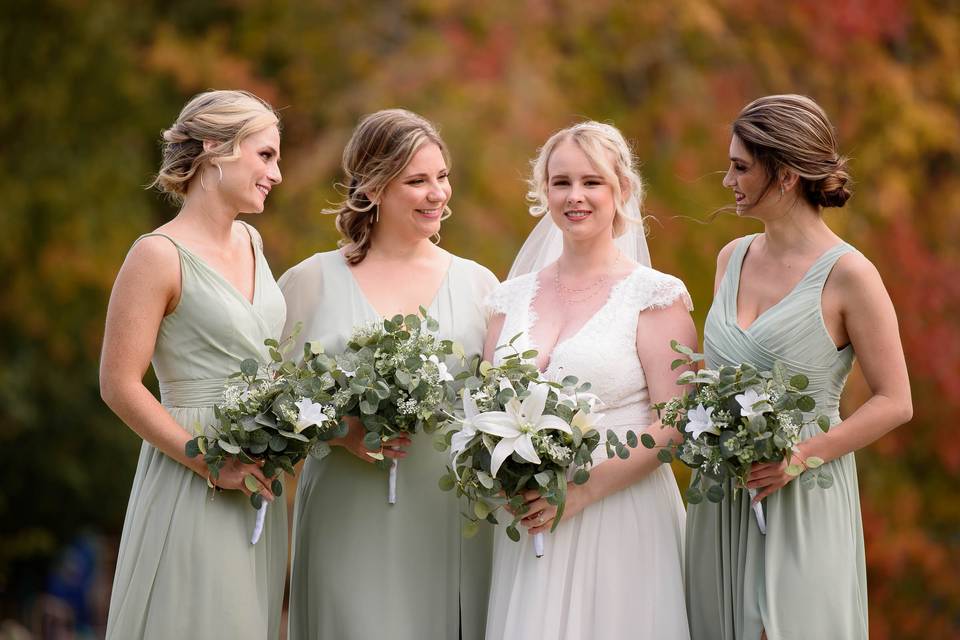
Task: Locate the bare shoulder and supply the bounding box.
[716,237,743,273]
[828,250,885,295]
[123,234,181,280]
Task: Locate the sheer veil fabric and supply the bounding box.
[506,199,651,279]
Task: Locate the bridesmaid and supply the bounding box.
[100,90,287,639]
[280,109,498,640]
[685,94,913,640]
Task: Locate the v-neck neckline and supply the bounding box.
[732,234,844,333]
[339,249,454,319]
[527,266,640,374]
[167,225,260,308]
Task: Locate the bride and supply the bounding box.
[483,122,695,640]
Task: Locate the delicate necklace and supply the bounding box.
[554,252,622,304]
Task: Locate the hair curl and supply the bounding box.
[325,109,450,265]
[733,94,852,209]
[150,90,279,204]
[527,121,645,238]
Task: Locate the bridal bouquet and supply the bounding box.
[185,327,340,543]
[332,307,461,504]
[440,334,637,557]
[647,341,833,533]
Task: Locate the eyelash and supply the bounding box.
[407,173,449,186]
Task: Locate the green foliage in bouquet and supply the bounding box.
[332,306,461,468]
[439,333,637,541]
[649,341,833,505]
[185,325,340,508]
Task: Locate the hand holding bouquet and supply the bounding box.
[441,334,638,557]
[332,307,461,504]
[186,326,339,543]
[647,341,833,533]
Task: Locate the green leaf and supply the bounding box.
[805,456,824,468]
[796,395,816,412]
[521,350,538,359]
[789,374,809,390]
[268,435,287,452]
[573,469,590,485]
[785,464,804,477]
[817,471,834,489]
[362,431,382,451]
[271,479,283,496]
[640,433,656,449]
[438,474,456,491]
[670,358,687,370]
[243,474,260,493]
[817,415,831,432]
[626,431,638,448]
[473,501,491,519]
[800,471,817,489]
[185,439,200,458]
[616,445,630,460]
[656,449,673,463]
[250,493,264,509]
[506,525,521,542]
[685,487,703,504]
[218,439,241,454]
[706,484,725,503]
[270,348,282,363]
[240,358,260,377]
[534,471,552,486]
[462,520,480,539]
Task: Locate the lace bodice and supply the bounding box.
[486,265,692,463]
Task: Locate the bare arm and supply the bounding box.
[523,299,697,533]
[799,255,913,459]
[99,237,273,497]
[748,254,913,499]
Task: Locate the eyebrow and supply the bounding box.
[729,156,749,164]
[262,145,280,161]
[550,173,605,180]
[403,169,448,179]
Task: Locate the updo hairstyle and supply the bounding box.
[733,94,852,208]
[151,90,280,203]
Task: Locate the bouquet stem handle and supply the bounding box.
[388,459,398,505]
[533,532,545,558]
[251,502,267,544]
[747,488,766,535]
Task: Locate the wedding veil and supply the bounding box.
[506,197,652,280]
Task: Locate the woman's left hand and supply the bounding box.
[519,483,590,535]
[745,443,811,502]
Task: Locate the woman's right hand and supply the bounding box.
[210,458,275,502]
[331,416,411,464]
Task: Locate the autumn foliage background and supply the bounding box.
[2,1,958,638]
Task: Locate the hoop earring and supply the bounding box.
[200,171,208,191]
[216,164,223,183]
[374,205,380,223]
[779,184,785,197]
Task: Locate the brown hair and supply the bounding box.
[151,90,279,204]
[326,109,450,264]
[733,94,851,208]
[527,121,645,238]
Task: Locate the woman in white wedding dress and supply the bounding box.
[483,122,695,640]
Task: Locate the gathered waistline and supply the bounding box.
[159,378,228,408]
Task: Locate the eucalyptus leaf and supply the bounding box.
[240,358,260,377]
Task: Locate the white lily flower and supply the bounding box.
[473,383,573,478]
[421,354,455,382]
[571,407,604,433]
[684,403,719,439]
[735,388,771,419]
[450,389,480,464]
[294,398,332,434]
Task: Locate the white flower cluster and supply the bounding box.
[535,432,573,465]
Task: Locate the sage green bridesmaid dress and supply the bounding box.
[685,234,867,640]
[279,249,498,640]
[105,223,288,640]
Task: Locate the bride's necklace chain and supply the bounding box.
[554,252,622,304]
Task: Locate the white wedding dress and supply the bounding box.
[484,264,692,640]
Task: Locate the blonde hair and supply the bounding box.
[733,94,852,208]
[326,109,450,265]
[527,121,645,238]
[151,90,279,203]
